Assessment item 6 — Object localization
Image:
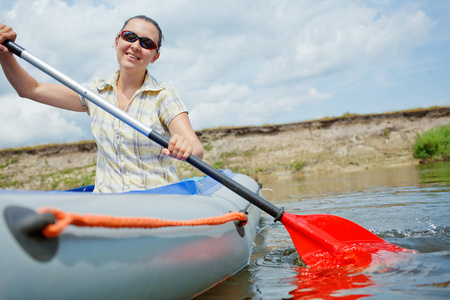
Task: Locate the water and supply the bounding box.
[199,162,450,299]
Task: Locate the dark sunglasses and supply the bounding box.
[119,30,158,51]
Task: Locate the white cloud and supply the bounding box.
[254,6,434,85]
[188,83,330,129]
[0,0,446,148]
[0,94,88,148]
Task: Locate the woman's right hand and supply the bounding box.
[0,23,17,56]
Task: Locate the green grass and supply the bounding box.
[203,143,213,151]
[341,112,360,118]
[291,160,305,171]
[212,161,225,169]
[0,156,19,168]
[413,125,450,160]
[244,146,256,157]
[220,151,237,159]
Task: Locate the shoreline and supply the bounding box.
[1,107,449,190]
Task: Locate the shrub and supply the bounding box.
[291,160,305,171]
[413,125,450,160]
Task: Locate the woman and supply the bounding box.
[0,16,204,193]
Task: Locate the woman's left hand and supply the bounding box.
[162,134,193,161]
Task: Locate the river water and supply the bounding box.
[199,162,450,299]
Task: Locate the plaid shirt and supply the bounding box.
[80,71,187,193]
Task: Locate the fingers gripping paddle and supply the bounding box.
[2,40,412,268]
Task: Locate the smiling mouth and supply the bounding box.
[127,53,140,60]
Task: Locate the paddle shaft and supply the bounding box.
[3,40,283,220]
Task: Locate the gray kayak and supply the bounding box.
[0,170,262,299]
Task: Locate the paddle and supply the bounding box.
[2,40,412,268]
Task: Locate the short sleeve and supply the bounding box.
[78,78,109,116]
[158,85,188,127]
[79,94,90,115]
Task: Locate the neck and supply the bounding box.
[117,69,146,95]
[116,70,146,110]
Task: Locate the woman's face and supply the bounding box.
[115,18,160,75]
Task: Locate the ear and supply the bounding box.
[150,52,160,63]
[114,35,119,50]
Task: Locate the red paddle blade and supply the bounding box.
[281,212,411,268]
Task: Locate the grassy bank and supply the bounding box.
[1,106,449,190]
[413,125,450,162]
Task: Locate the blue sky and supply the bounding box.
[0,0,449,148]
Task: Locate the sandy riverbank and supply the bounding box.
[1,107,449,190]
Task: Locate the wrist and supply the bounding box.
[0,52,16,65]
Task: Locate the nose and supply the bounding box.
[131,39,141,50]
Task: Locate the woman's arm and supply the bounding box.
[0,24,84,112]
[164,112,204,160]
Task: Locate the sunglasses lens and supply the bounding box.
[140,38,157,50]
[122,31,138,42]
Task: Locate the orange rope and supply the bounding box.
[37,207,248,238]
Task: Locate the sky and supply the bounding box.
[0,0,449,149]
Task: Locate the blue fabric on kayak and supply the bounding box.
[66,169,236,196]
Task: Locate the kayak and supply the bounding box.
[0,169,262,299]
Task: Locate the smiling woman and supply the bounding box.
[0,16,203,193]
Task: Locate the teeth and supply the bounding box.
[128,54,140,60]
